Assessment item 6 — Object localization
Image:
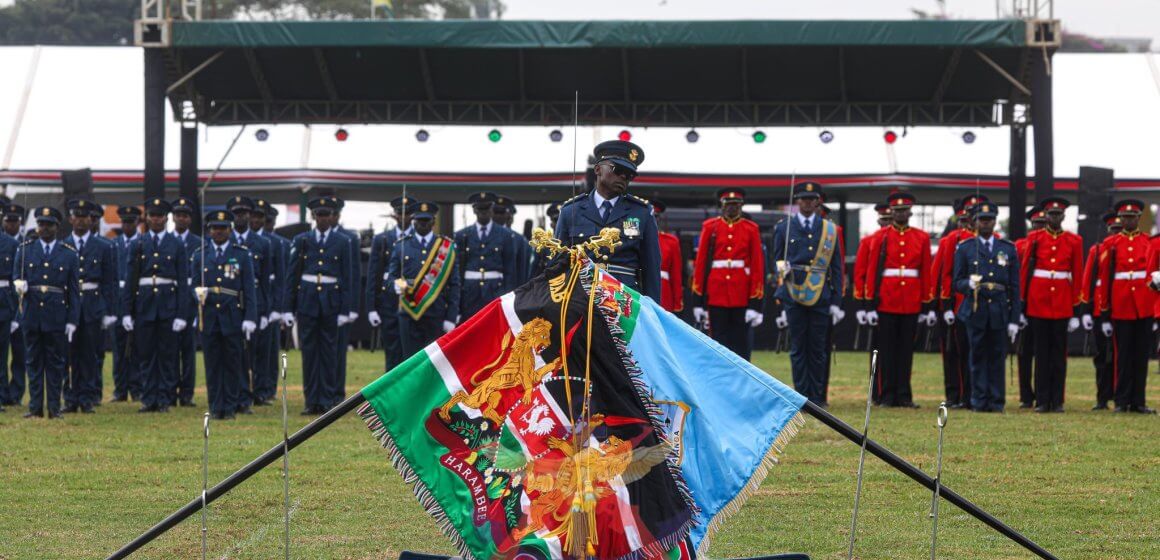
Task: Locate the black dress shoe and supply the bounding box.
[23,411,42,419]
[62,404,79,413]
[179,400,196,407]
[1092,401,1109,411]
[1034,405,1050,413]
[252,399,272,407]
[1051,405,1065,413]
[1130,405,1157,414]
[137,405,157,413]
[1113,405,1129,413]
[157,406,170,413]
[110,395,128,403]
[48,411,63,419]
[81,405,95,414]
[236,406,254,415]
[1019,402,1034,409]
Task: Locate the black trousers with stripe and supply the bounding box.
[875,312,917,406]
[937,320,971,405]
[1030,317,1068,409]
[1112,318,1152,409]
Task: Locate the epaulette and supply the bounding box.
[236,244,249,251]
[956,237,975,248]
[19,238,35,247]
[626,193,650,206]
[996,238,1016,247]
[60,242,76,252]
[560,193,586,206]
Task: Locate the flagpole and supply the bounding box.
[800,401,1058,560]
[103,392,368,560]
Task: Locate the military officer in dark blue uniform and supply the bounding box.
[257,200,291,397]
[224,196,273,412]
[328,196,360,407]
[387,201,461,357]
[246,198,283,406]
[287,197,353,415]
[171,197,201,407]
[953,203,1021,413]
[492,195,531,285]
[366,196,413,372]
[554,140,661,299]
[62,200,117,413]
[191,210,258,420]
[111,205,142,402]
[86,203,108,399]
[1,202,24,408]
[14,207,80,418]
[121,199,190,413]
[455,191,517,320]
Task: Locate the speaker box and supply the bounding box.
[61,168,93,199]
[1077,166,1113,252]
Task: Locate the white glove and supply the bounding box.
[10,321,18,334]
[337,314,351,327]
[443,320,456,333]
[744,309,759,325]
[1082,314,1093,331]
[368,311,382,327]
[393,282,405,295]
[855,309,867,325]
[968,276,980,290]
[775,310,788,329]
[1067,317,1080,333]
[122,316,134,332]
[102,315,117,329]
[1007,323,1019,343]
[242,320,256,340]
[693,307,708,324]
[65,323,76,342]
[13,280,27,295]
[269,311,282,323]
[943,310,956,325]
[1102,322,1113,337]
[749,312,764,327]
[1151,271,1160,289]
[172,318,187,333]
[829,305,845,326]
[349,312,358,322]
[282,313,295,328]
[1019,313,1028,329]
[866,310,879,326]
[1154,322,1158,332]
[259,316,269,330]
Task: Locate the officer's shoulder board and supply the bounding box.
[996,238,1016,248]
[625,193,650,207]
[559,193,586,207]
[60,242,77,252]
[19,238,36,247]
[956,236,975,248]
[236,243,249,251]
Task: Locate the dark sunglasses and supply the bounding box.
[602,161,637,181]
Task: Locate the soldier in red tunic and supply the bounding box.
[1020,197,1084,413]
[691,188,765,360]
[1013,206,1047,407]
[1081,212,1122,410]
[861,192,935,408]
[930,195,987,409]
[652,200,685,315]
[1096,199,1157,414]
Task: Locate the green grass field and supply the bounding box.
[0,350,1156,560]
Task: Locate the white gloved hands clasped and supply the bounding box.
[693,307,708,324]
[367,311,382,327]
[830,305,845,326]
[172,318,187,333]
[744,309,763,327]
[943,310,956,325]
[775,310,788,329]
[269,311,283,324]
[1019,313,1029,329]
[65,323,76,342]
[10,321,18,334]
[259,316,269,330]
[13,280,27,295]
[443,320,456,334]
[337,314,351,327]
[242,320,256,340]
[102,315,117,329]
[1007,323,1019,343]
[121,316,134,332]
[1151,271,1160,289]
[866,310,879,326]
[282,313,295,328]
[1082,314,1094,331]
[393,282,405,295]
[1067,317,1080,333]
[1101,322,1113,337]
[855,309,867,325]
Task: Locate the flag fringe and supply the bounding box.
[357,400,481,560]
[694,411,807,556]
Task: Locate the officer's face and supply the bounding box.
[977,217,996,237]
[69,212,91,235]
[1030,220,1044,231]
[2,217,19,236]
[1045,210,1064,230]
[37,219,57,240]
[1121,213,1139,231]
[595,161,634,198]
[122,218,139,235]
[312,210,334,230]
[145,212,167,233]
[877,216,892,227]
[412,217,434,236]
[492,207,512,227]
[722,201,743,219]
[893,206,911,225]
[250,212,267,233]
[209,225,231,244]
[232,209,250,231]
[473,203,493,225]
[392,213,404,230]
[796,197,819,216]
[173,211,192,232]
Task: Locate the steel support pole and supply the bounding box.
[144,49,167,201]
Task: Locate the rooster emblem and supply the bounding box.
[520,404,555,436]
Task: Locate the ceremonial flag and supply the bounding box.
[359,262,805,560]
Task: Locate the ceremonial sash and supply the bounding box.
[401,237,456,320]
[785,219,838,306]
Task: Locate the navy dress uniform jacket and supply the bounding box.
[769,216,844,311]
[15,241,81,331]
[234,230,273,317]
[69,234,119,323]
[553,193,662,299]
[290,230,353,318]
[953,237,1021,329]
[190,243,259,334]
[262,230,291,314]
[386,234,461,324]
[122,233,190,322]
[454,223,517,319]
[365,228,405,316]
[0,233,17,325]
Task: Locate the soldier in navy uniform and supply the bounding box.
[258,200,292,393]
[62,200,117,414]
[287,197,353,415]
[171,197,201,407]
[366,196,413,371]
[121,199,190,413]
[328,196,360,408]
[387,201,461,357]
[953,203,1021,412]
[247,198,283,406]
[554,140,661,298]
[455,191,517,320]
[493,195,530,285]
[88,203,108,399]
[769,182,845,406]
[223,196,272,413]
[1,202,24,408]
[111,205,142,402]
[191,210,258,420]
[14,207,80,418]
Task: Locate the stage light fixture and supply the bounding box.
[488,129,502,143]
[415,129,430,142]
[254,129,269,142]
[549,129,563,142]
[618,130,632,142]
[819,130,834,144]
[335,128,349,142]
[962,131,977,144]
[752,131,767,144]
[685,129,700,143]
[883,130,898,144]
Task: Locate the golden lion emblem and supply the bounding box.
[438,317,561,425]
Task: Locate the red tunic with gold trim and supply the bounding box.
[658,231,684,312]
[1081,243,1101,310]
[1095,230,1154,320]
[863,225,933,314]
[691,216,764,308]
[930,227,975,311]
[1145,235,1160,317]
[853,227,887,303]
[1021,228,1084,320]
